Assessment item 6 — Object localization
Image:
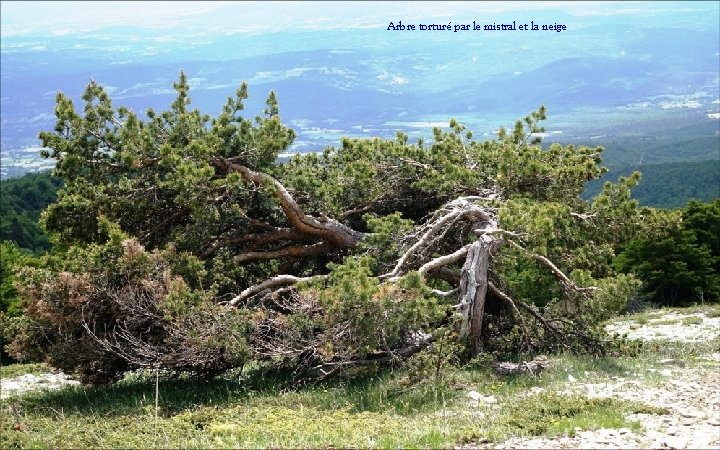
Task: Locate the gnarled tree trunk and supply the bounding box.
[457,217,500,356]
[458,240,490,356]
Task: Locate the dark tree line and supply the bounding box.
[0,172,62,253]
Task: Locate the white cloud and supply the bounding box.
[391,75,408,85]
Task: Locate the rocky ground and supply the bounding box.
[3,308,720,448]
[605,310,720,342]
[489,309,720,449]
[1,372,80,400]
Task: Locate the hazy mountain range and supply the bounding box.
[1,1,718,183]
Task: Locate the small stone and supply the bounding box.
[483,395,498,404]
[679,410,704,419]
[689,436,715,450]
[659,358,686,367]
[660,369,672,376]
[664,436,688,449]
[467,390,482,401]
[568,374,576,382]
[706,417,720,426]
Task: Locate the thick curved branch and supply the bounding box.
[204,228,312,257]
[212,158,363,248]
[234,242,334,263]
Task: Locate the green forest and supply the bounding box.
[585,160,719,208]
[0,173,62,253]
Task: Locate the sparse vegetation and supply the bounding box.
[0,363,49,378]
[653,319,680,326]
[0,359,666,449]
[497,393,649,437]
[3,306,717,448]
[682,316,703,325]
[0,5,717,448]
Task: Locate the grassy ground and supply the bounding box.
[1,307,716,449]
[0,363,49,379]
[612,303,720,323]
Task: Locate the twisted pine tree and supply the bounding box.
[11,73,663,383]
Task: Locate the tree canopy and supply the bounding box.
[9,73,670,383]
[616,199,720,305]
[0,172,62,253]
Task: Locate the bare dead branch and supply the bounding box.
[309,333,434,380]
[487,282,532,350]
[384,196,496,279]
[416,244,472,278]
[229,274,327,307]
[431,288,459,298]
[570,212,596,221]
[339,203,374,219]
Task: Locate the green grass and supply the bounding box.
[0,359,669,449]
[493,393,661,438]
[615,309,667,322]
[679,304,720,316]
[4,305,718,448]
[652,318,680,326]
[681,316,703,325]
[0,363,50,378]
[641,338,720,361]
[613,304,720,324]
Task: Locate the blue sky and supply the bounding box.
[3,1,717,37]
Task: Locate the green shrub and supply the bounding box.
[12,229,250,384]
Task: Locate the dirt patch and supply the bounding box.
[606,311,720,342]
[1,372,80,399]
[482,310,720,449]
